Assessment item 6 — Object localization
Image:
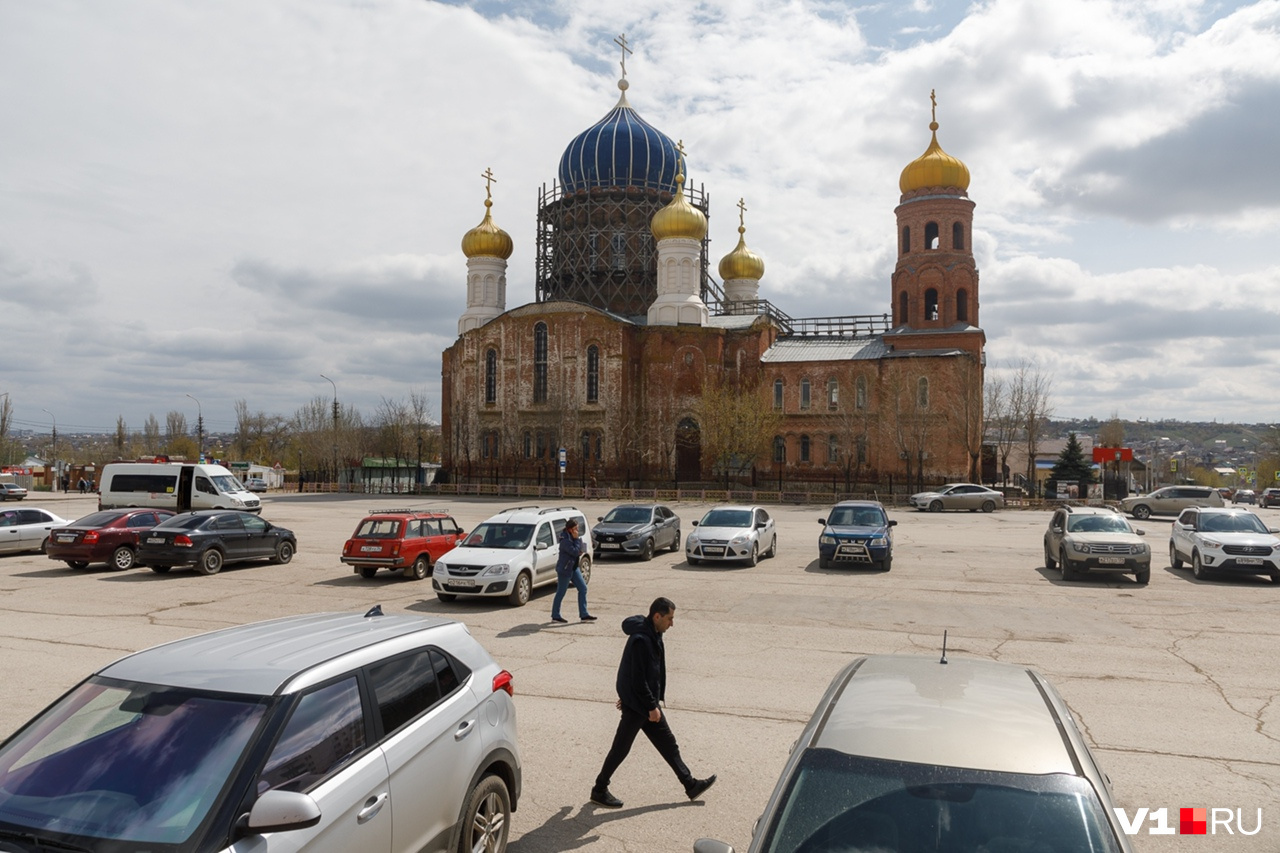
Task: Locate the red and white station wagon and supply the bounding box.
[341,508,465,580]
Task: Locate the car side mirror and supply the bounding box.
[817,518,827,525]
[694,839,736,853]
[1136,529,1146,536]
[240,790,321,836]
[692,520,699,527]
[887,520,897,527]
[536,542,549,550]
[1270,528,1279,535]
[597,516,604,522]
[1051,526,1063,533]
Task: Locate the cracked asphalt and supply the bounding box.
[1,492,1277,851]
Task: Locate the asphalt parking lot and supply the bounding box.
[1,493,1277,852]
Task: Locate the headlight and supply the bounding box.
[869,536,887,547]
[231,498,244,506]
[1067,540,1090,553]
[1137,543,1150,554]
[730,534,750,546]
[820,534,837,545]
[1200,539,1222,550]
[686,535,699,547]
[436,562,449,574]
[480,563,512,576]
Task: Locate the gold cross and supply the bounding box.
[676,139,686,156]
[614,33,632,79]
[930,89,937,124]
[737,197,747,228]
[481,167,496,200]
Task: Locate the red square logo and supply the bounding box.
[1181,807,1207,835]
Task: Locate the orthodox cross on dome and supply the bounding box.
[930,89,937,123]
[614,33,632,80]
[481,167,497,200]
[737,197,747,229]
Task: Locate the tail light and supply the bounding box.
[174,534,193,548]
[391,543,401,555]
[492,670,514,696]
[82,531,99,544]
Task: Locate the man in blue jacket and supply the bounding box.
[551,518,595,623]
[590,597,716,808]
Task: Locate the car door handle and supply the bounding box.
[357,792,389,823]
[454,718,476,741]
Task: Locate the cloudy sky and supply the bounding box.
[2,0,1278,438]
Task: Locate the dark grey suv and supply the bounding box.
[0,609,521,853]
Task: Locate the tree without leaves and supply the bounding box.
[143,414,161,455]
[696,380,781,487]
[1013,360,1054,495]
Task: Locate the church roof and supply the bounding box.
[761,336,888,363]
[558,81,680,194]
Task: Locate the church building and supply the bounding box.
[441,58,986,489]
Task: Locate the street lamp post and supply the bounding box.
[185,394,204,461]
[320,374,339,491]
[416,434,423,494]
[41,408,57,490]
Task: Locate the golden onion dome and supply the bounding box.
[651,169,707,242]
[718,206,764,280]
[461,197,513,260]
[899,92,970,193]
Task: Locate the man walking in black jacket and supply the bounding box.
[590,597,715,808]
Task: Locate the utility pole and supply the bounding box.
[186,394,204,461]
[321,374,339,490]
[41,408,57,488]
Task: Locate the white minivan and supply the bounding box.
[98,462,262,514]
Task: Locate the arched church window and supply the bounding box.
[484,349,497,404]
[800,435,811,463]
[857,435,868,465]
[773,379,784,410]
[533,323,548,403]
[827,378,839,409]
[898,292,909,325]
[800,379,811,410]
[581,430,592,463]
[952,222,964,250]
[925,289,939,321]
[855,375,868,410]
[827,435,839,463]
[586,345,600,403]
[925,222,939,249]
[957,289,969,323]
[773,436,786,464]
[522,431,532,459]
[536,430,546,458]
[917,377,930,409]
[901,226,910,254]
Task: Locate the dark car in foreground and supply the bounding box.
[46,508,176,570]
[136,509,296,575]
[693,654,1133,853]
[817,501,896,570]
[0,609,521,853]
[592,503,681,561]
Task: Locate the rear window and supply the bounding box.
[70,511,128,527]
[355,519,403,539]
[155,515,211,530]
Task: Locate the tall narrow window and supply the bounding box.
[522,431,532,458]
[773,436,786,464]
[773,379,784,410]
[594,432,603,460]
[925,222,939,249]
[827,378,838,409]
[581,430,591,462]
[957,289,969,323]
[586,345,599,403]
[925,289,939,321]
[611,232,626,271]
[857,436,868,464]
[917,377,930,409]
[800,379,811,410]
[827,435,839,463]
[589,230,600,270]
[800,435,811,463]
[898,292,908,325]
[855,375,868,410]
[952,222,964,250]
[901,226,910,254]
[536,431,546,458]
[484,349,497,404]
[533,323,548,403]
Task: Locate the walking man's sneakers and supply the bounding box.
[590,786,623,808]
[685,774,717,801]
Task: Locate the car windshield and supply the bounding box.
[760,748,1121,853]
[1200,514,1269,534]
[462,522,534,549]
[211,475,245,493]
[1067,515,1131,534]
[70,511,128,528]
[828,507,885,527]
[602,507,653,524]
[700,509,752,528]
[0,677,269,846]
[355,518,402,538]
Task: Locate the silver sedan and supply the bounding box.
[909,483,1004,513]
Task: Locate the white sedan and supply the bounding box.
[686,505,777,567]
[0,507,70,555]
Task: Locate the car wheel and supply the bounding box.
[1270,570,1280,585]
[110,546,135,571]
[640,538,655,561]
[508,571,532,606]
[66,560,89,570]
[819,555,830,569]
[195,549,224,575]
[981,500,996,513]
[359,566,378,579]
[879,555,892,571]
[1132,505,1152,520]
[456,774,510,853]
[670,531,681,552]
[1135,568,1150,585]
[436,592,457,602]
[578,554,592,584]
[928,500,943,513]
[687,555,700,565]
[1044,545,1057,570]
[406,555,429,580]
[745,542,758,567]
[150,565,171,574]
[1192,551,1211,581]
[272,541,294,565]
[39,537,49,554]
[592,549,601,561]
[766,534,777,558]
[1169,543,1183,569]
[1059,549,1075,581]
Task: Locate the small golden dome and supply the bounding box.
[718,213,764,281]
[461,197,513,260]
[651,170,707,242]
[899,91,970,193]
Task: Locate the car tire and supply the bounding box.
[1132,505,1152,520]
[670,531,681,552]
[592,549,601,561]
[1192,552,1211,581]
[766,534,777,558]
[406,555,429,580]
[819,555,830,569]
[508,572,532,606]
[272,541,294,565]
[578,554,592,584]
[981,500,996,513]
[687,555,700,565]
[359,566,378,579]
[150,565,171,574]
[66,560,89,570]
[928,500,943,512]
[1044,545,1057,570]
[1169,543,1183,569]
[745,542,758,567]
[879,556,892,572]
[39,537,49,554]
[436,592,457,602]
[1270,570,1280,585]
[456,774,510,853]
[1059,549,1075,582]
[640,538,655,562]
[110,546,135,571]
[1135,568,1150,585]
[196,549,224,575]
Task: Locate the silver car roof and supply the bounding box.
[99,612,462,696]
[812,654,1078,775]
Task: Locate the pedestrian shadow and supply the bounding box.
[511,800,700,852]
[496,623,545,638]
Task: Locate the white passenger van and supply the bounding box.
[98,462,262,514]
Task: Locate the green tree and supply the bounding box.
[1050,433,1093,483]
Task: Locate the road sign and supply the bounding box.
[558,447,566,473]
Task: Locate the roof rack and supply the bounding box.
[500,505,542,514]
[367,508,451,515]
[538,506,581,514]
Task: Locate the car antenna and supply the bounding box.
[940,630,949,665]
[364,605,383,618]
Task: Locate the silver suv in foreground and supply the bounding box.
[1044,505,1151,584]
[694,654,1133,853]
[0,609,521,853]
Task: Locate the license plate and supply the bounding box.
[702,547,725,556]
[360,545,382,552]
[56,534,76,543]
[147,536,164,544]
[602,543,620,549]
[449,578,478,588]
[1236,557,1263,565]
[1098,556,1126,565]
[838,544,866,554]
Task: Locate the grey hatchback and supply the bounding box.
[694,654,1132,853]
[0,609,521,853]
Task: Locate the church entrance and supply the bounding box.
[675,417,701,483]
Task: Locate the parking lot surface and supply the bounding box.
[1,493,1277,851]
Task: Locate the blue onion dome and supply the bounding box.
[558,79,680,193]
